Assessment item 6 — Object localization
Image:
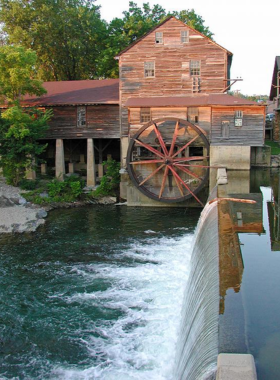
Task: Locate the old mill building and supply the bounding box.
[23,16,266,206]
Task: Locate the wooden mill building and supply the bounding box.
[23,16,265,205]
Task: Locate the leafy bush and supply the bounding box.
[93,160,120,197]
[18,179,38,190]
[24,175,85,204]
[47,176,85,201]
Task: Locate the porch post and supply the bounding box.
[26,157,36,180]
[41,163,47,175]
[87,138,96,187]
[55,139,65,181]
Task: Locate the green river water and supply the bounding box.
[0,206,200,379]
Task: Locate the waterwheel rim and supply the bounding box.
[126,118,210,205]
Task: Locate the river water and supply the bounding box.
[0,206,200,380]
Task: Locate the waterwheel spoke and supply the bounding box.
[139,164,165,186]
[130,159,164,165]
[171,134,200,158]
[169,121,179,157]
[168,166,204,206]
[173,163,212,169]
[159,165,169,199]
[174,163,201,180]
[173,156,209,163]
[173,173,184,196]
[153,123,169,156]
[134,138,165,158]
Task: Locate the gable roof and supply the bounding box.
[115,16,232,58]
[125,94,261,108]
[22,79,119,106]
[269,56,280,100]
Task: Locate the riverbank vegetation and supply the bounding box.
[265,140,280,155]
[20,160,121,205]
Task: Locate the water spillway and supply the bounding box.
[175,201,220,380]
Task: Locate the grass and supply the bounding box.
[265,140,280,155]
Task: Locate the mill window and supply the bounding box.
[234,110,243,127]
[144,61,155,78]
[77,106,86,127]
[190,60,201,76]
[140,108,151,123]
[155,32,163,44]
[181,30,189,43]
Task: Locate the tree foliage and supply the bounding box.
[0,45,46,104]
[0,106,52,185]
[0,1,214,80]
[0,45,51,185]
[0,0,106,80]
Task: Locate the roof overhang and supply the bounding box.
[125,94,260,108]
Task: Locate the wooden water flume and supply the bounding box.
[127,118,210,205]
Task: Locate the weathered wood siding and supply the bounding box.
[119,17,229,137]
[211,107,265,146]
[128,106,211,137]
[45,105,120,139]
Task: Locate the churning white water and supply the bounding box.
[50,231,195,380]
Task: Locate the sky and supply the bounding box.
[96,0,279,97]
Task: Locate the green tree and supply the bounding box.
[173,9,213,39]
[0,45,51,185]
[0,106,52,185]
[0,45,46,104]
[0,0,106,80]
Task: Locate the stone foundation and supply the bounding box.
[210,146,251,170]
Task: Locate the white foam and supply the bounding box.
[51,233,194,380]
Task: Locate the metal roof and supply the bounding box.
[125,94,260,107]
[23,79,119,106]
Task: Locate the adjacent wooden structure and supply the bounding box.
[22,79,120,185]
[269,56,280,141]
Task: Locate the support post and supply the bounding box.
[55,139,65,181]
[41,163,47,175]
[68,162,75,174]
[87,138,96,187]
[26,157,36,180]
[98,164,104,178]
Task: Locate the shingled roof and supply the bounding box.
[23,79,119,106]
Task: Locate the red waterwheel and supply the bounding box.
[126,118,210,205]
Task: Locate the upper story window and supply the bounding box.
[181,30,189,43]
[234,110,243,127]
[140,108,151,123]
[144,61,155,78]
[77,106,86,127]
[190,60,201,76]
[155,32,163,44]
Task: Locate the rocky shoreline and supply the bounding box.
[0,177,118,234]
[0,177,48,233]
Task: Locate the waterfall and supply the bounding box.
[174,201,220,380]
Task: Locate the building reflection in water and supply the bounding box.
[267,172,280,251]
[218,194,264,315]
